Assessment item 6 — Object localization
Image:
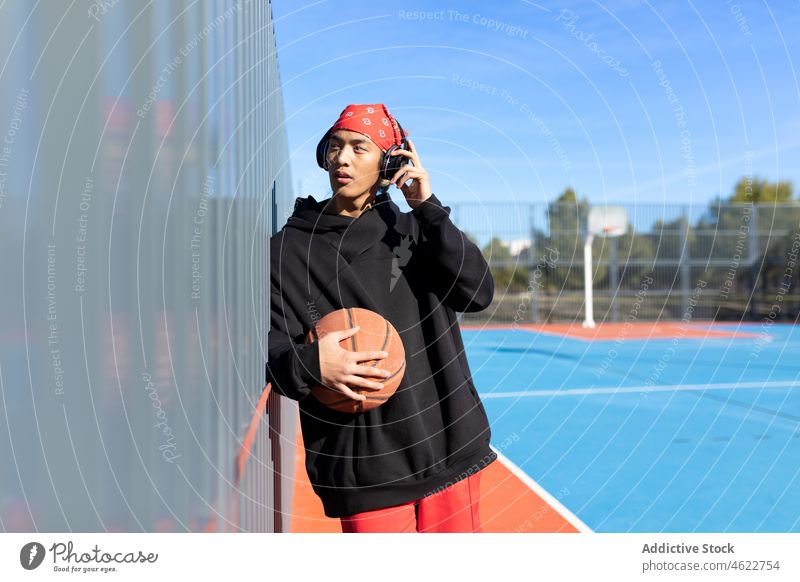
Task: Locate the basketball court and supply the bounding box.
[289,320,799,532]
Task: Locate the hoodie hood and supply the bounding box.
[282,191,402,265]
[285,191,393,234]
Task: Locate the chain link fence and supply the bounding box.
[451,201,800,325]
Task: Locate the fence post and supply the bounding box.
[680,206,690,317]
[749,204,759,320]
[610,236,618,322]
[529,205,538,323]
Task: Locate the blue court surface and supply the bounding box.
[463,322,800,532]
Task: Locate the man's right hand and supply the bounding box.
[318,325,392,402]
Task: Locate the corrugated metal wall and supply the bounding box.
[0,0,295,532]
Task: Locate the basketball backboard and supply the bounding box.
[588,206,628,237]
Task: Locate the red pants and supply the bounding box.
[340,470,483,533]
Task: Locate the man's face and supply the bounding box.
[326,129,383,197]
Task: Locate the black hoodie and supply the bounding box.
[267,190,497,518]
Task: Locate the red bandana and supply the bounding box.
[327,103,408,152]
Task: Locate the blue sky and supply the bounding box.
[271,0,800,211]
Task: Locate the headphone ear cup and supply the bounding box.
[382,120,409,182]
[382,145,407,181]
[380,147,393,181]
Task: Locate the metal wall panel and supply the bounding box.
[0,0,294,532]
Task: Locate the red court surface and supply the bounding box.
[460,321,762,340]
[289,425,582,533]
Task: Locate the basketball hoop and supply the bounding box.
[601,225,625,237]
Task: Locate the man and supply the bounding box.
[267,103,495,532]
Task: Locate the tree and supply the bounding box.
[546,187,590,290]
[729,176,793,204]
[692,176,799,319]
[481,236,530,293]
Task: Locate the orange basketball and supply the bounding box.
[305,307,405,413]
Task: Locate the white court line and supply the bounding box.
[490,446,593,533]
[480,380,800,399]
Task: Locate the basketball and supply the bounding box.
[305,307,405,413]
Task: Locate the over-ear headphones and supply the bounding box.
[316,121,409,182]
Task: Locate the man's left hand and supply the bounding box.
[389,139,431,209]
